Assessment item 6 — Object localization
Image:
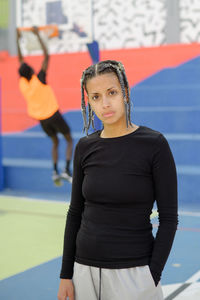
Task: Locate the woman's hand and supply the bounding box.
[57,279,75,300]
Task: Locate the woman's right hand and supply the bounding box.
[57,279,75,300]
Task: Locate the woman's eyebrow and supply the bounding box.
[90,86,116,94]
[107,86,116,91]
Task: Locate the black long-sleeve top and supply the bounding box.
[60,126,178,285]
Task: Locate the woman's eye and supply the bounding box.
[92,95,99,100]
[109,90,117,95]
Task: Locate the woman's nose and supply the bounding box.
[102,96,110,108]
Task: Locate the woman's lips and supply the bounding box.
[103,112,115,118]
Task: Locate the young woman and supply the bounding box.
[57,60,178,300]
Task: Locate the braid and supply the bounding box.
[88,103,95,131]
[80,67,97,135]
[80,60,132,135]
[119,63,132,126]
[80,75,88,135]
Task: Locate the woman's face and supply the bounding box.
[86,72,126,127]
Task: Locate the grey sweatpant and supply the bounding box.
[72,262,164,300]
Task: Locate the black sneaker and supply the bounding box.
[60,169,72,184]
[52,171,63,187]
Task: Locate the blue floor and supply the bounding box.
[0,211,200,300]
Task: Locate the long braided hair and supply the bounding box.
[80,60,132,135]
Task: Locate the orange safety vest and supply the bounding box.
[19,74,59,120]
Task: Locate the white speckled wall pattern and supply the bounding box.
[19,0,200,54]
[19,0,167,53]
[94,0,166,49]
[179,0,200,43]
